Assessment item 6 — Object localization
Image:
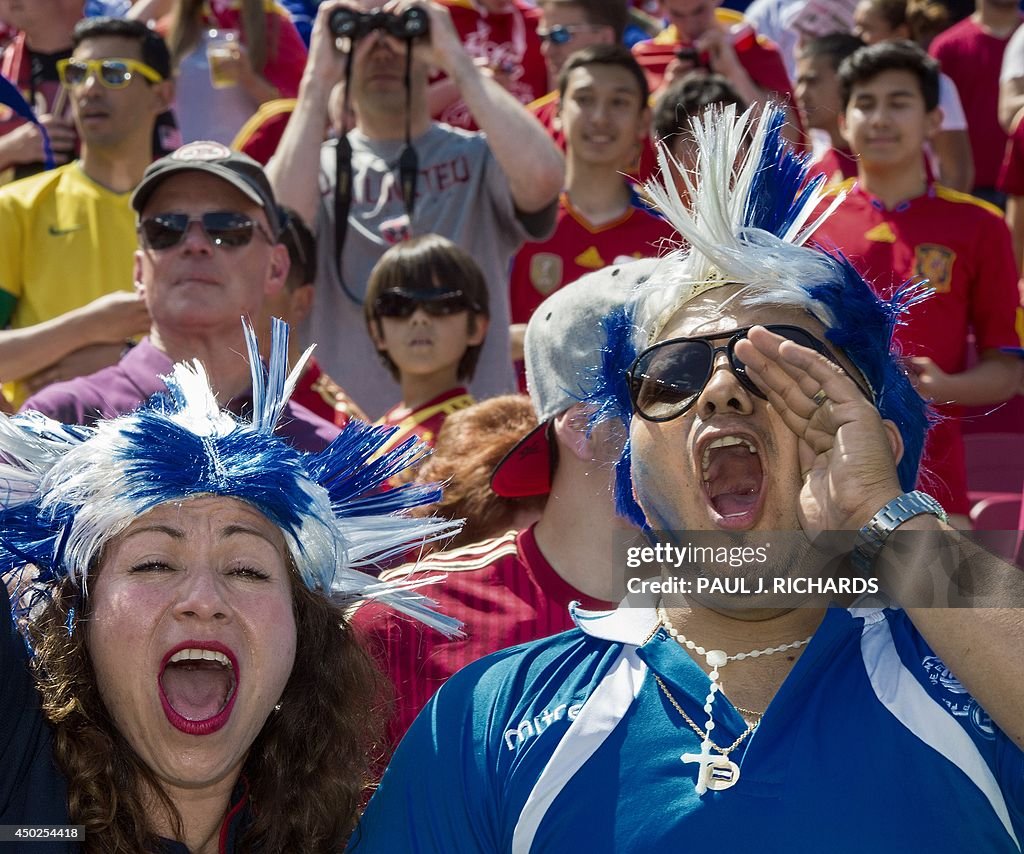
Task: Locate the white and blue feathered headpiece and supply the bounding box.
[588,104,931,527]
[0,319,461,638]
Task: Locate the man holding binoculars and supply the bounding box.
[267,0,564,418]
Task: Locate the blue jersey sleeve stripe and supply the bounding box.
[512,647,647,853]
[860,617,1020,850]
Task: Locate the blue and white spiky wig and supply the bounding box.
[589,104,930,528]
[0,319,461,642]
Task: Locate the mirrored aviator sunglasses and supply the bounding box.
[373,289,474,319]
[139,212,271,251]
[628,324,869,422]
[57,57,164,89]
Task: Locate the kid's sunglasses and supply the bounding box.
[374,289,478,319]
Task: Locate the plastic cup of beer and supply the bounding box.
[206,29,240,89]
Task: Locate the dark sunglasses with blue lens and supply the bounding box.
[628,324,874,422]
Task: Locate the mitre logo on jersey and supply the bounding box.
[530,253,562,296]
[503,702,584,751]
[913,244,956,293]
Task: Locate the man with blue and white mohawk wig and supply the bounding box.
[346,103,1024,854]
[593,101,931,526]
[0,318,461,638]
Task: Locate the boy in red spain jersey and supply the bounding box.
[353,261,651,746]
[509,46,676,340]
[813,40,1023,523]
[363,234,490,455]
[527,0,661,182]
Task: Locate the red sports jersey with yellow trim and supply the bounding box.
[814,181,1023,514]
[807,145,858,188]
[375,386,475,453]
[231,97,295,164]
[631,10,794,103]
[352,525,614,745]
[509,190,676,325]
[431,0,547,130]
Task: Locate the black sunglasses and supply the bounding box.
[139,212,275,251]
[373,289,477,319]
[628,324,873,422]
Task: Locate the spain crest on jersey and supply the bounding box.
[913,244,956,293]
[530,253,563,296]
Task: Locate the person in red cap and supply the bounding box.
[352,261,653,747]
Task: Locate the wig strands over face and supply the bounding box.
[584,103,930,516]
[0,319,463,643]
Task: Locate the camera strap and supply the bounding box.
[334,40,420,306]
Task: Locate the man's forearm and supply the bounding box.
[944,356,1022,406]
[266,74,334,227]
[998,79,1024,132]
[448,53,564,213]
[885,516,1024,748]
[0,310,120,384]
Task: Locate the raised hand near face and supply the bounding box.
[734,325,904,540]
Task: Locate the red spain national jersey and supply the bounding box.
[432,0,548,130]
[929,15,1020,191]
[353,525,613,745]
[374,386,475,452]
[998,115,1024,196]
[813,181,1023,514]
[288,356,366,426]
[807,145,858,188]
[509,190,677,325]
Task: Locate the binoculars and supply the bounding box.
[329,7,430,41]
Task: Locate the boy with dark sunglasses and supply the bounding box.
[509,44,676,353]
[362,234,490,455]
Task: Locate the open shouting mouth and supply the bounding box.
[158,641,239,735]
[698,431,766,530]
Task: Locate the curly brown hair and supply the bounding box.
[411,395,547,552]
[29,569,389,853]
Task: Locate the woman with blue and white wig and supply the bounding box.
[0,320,459,852]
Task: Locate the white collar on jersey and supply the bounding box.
[571,594,659,646]
[570,593,890,648]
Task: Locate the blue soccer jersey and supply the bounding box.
[348,605,1024,853]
